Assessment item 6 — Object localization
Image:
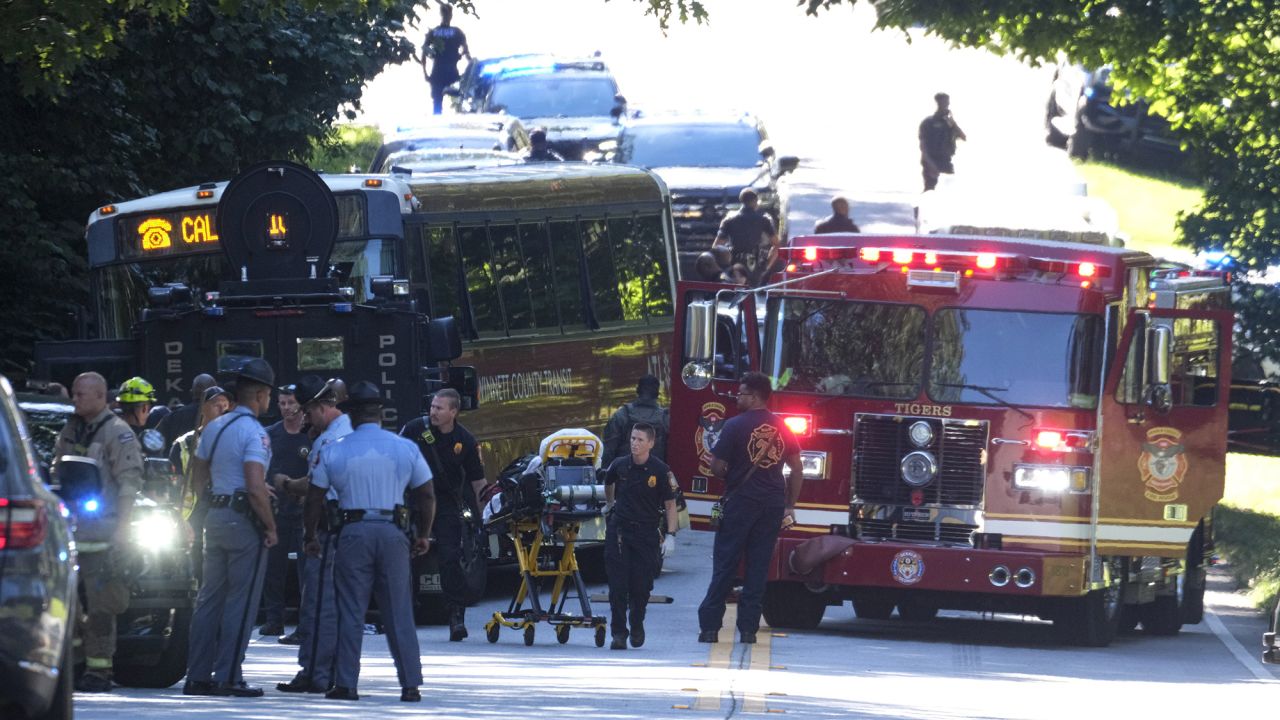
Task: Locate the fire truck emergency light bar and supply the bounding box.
[781,245,1112,289]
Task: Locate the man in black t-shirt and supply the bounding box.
[697,372,803,645]
[260,384,311,637]
[422,3,470,115]
[919,92,967,191]
[813,196,860,234]
[604,422,679,650]
[400,388,486,641]
[712,189,779,286]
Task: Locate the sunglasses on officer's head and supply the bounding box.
[279,384,297,395]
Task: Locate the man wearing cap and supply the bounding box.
[277,376,351,693]
[400,387,486,641]
[259,384,310,637]
[524,127,564,162]
[305,381,434,702]
[170,385,233,585]
[183,358,279,698]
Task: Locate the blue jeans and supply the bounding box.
[697,497,783,635]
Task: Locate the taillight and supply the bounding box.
[781,414,813,437]
[0,498,48,550]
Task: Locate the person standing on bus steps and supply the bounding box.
[712,188,779,286]
[400,388,486,642]
[422,3,469,115]
[697,371,804,645]
[919,92,966,191]
[183,358,279,698]
[53,372,144,693]
[306,381,435,702]
[814,196,860,234]
[278,376,352,692]
[259,383,310,638]
[602,374,669,467]
[604,422,679,650]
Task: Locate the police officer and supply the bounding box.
[183,358,279,697]
[697,371,803,645]
[277,376,351,693]
[919,91,966,191]
[400,388,486,641]
[711,188,779,286]
[604,422,679,650]
[524,127,565,162]
[53,372,144,693]
[305,381,434,702]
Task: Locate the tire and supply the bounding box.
[1067,126,1094,160]
[34,600,74,720]
[896,600,939,622]
[460,531,489,605]
[852,596,896,621]
[113,607,191,689]
[1056,560,1124,647]
[1142,594,1183,636]
[1119,605,1142,633]
[523,624,535,646]
[761,581,827,630]
[1181,522,1207,625]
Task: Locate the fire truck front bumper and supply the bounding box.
[772,536,1088,598]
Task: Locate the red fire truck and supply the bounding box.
[669,233,1232,647]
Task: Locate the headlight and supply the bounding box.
[672,205,703,219]
[908,421,934,448]
[783,451,828,480]
[1013,465,1091,494]
[133,512,181,549]
[900,451,937,487]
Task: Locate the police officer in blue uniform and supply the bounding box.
[183,358,279,697]
[304,381,435,702]
[277,376,352,694]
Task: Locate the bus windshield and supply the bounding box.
[95,238,397,339]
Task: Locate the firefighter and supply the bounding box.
[116,377,156,437]
[53,372,144,693]
[304,381,435,702]
[277,376,351,693]
[604,422,679,650]
[697,371,803,645]
[182,358,279,697]
[400,388,486,642]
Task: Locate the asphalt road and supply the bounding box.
[73,528,1277,719]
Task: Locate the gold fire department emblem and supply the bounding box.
[695,401,727,476]
[1138,427,1188,502]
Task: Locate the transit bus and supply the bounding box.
[38,164,678,475]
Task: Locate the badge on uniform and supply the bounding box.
[453,442,463,455]
[421,430,436,444]
[647,475,657,488]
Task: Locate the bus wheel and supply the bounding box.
[762,581,827,629]
[852,596,896,621]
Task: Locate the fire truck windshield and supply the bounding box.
[764,298,926,399]
[929,309,1104,409]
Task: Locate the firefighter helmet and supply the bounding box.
[117,377,156,404]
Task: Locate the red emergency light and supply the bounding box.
[781,414,813,437]
[1033,428,1092,452]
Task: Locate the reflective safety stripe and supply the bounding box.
[985,519,1195,545]
[86,657,113,669]
[685,499,845,528]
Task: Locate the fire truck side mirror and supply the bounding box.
[685,301,715,362]
[1144,325,1173,412]
[426,316,464,363]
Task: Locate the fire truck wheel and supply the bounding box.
[1141,595,1183,636]
[851,596,896,621]
[895,601,938,622]
[1180,522,1206,625]
[762,582,828,629]
[1057,559,1125,647]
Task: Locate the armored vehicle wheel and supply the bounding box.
[594,625,606,648]
[523,624,536,646]
[762,581,827,629]
[486,623,500,644]
[851,596,896,621]
[113,608,191,688]
[556,625,570,644]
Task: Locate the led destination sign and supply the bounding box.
[120,210,220,258]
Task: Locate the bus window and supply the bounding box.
[99,254,224,338]
[490,222,537,333]
[607,215,647,322]
[548,220,589,331]
[518,222,560,331]
[457,225,505,336]
[633,213,674,320]
[582,219,626,325]
[425,225,461,321]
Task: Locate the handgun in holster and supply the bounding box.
[324,499,342,533]
[393,504,411,534]
[230,490,272,534]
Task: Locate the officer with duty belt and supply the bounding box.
[603,421,679,651]
[304,381,434,702]
[277,376,351,694]
[400,387,486,641]
[183,358,279,698]
[52,371,144,693]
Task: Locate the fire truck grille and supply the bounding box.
[853,414,989,507]
[858,519,978,545]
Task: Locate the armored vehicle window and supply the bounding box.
[457,225,505,336]
[297,337,344,371]
[548,220,588,331]
[582,219,626,325]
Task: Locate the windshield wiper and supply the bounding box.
[932,383,1033,420]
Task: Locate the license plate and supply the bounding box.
[902,508,931,523]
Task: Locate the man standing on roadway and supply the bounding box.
[422,2,469,114]
[306,381,435,702]
[604,422,679,650]
[183,358,278,698]
[400,388,486,642]
[602,374,669,467]
[919,91,966,191]
[711,188,779,286]
[260,382,309,638]
[278,376,351,692]
[157,373,216,449]
[814,196,861,234]
[53,372,144,693]
[697,371,803,645]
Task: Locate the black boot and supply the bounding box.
[449,606,468,642]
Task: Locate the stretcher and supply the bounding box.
[483,430,608,646]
